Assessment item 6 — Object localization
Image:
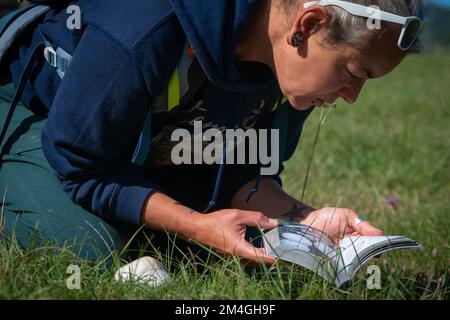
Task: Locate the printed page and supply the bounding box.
[276,221,337,255]
[339,236,421,274]
[339,236,401,266]
[263,221,343,282]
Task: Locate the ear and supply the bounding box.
[287,6,331,46]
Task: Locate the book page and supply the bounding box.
[277,221,337,254]
[339,236,421,272]
[263,221,343,283]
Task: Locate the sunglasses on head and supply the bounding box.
[303,0,425,51]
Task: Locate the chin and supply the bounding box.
[289,98,314,111]
[293,105,314,111]
[281,92,314,110]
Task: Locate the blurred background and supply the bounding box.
[424,0,450,49]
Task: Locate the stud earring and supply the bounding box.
[291,32,303,47]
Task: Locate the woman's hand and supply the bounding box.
[300,207,384,243]
[191,209,279,264]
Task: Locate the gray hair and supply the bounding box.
[280,0,423,53]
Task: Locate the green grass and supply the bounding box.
[1,51,449,300]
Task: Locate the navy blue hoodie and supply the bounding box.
[7,0,313,226]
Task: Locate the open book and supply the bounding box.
[262,220,422,287]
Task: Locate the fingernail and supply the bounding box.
[269,218,278,226]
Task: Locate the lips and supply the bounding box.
[313,97,338,106]
[312,98,325,106]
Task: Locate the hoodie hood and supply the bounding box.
[169,0,274,92]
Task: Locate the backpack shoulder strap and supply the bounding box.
[0,5,34,36]
[1,4,73,84]
[0,4,50,148]
[0,4,50,64]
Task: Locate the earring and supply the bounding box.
[291,32,303,47]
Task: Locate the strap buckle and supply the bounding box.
[43,46,57,68]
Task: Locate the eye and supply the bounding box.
[346,68,359,79]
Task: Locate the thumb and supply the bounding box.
[359,222,384,236]
[240,211,278,230]
[348,212,384,236]
[238,240,278,265]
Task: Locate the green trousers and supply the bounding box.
[0,83,131,261]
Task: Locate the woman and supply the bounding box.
[0,0,423,264]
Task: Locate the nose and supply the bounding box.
[338,80,366,104]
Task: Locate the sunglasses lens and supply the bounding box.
[401,19,422,50]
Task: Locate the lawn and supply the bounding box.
[0,51,449,300]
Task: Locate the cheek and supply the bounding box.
[274,49,348,98]
[284,70,342,99]
[309,62,347,89]
[275,57,303,95]
[273,46,310,94]
[309,68,350,99]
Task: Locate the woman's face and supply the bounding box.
[273,26,406,110]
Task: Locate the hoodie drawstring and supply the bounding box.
[246,173,261,203]
[203,144,226,213]
[203,92,269,212]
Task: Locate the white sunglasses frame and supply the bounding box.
[303,0,424,51]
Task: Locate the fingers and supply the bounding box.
[347,211,384,236]
[359,222,384,236]
[238,241,278,265]
[239,211,278,230]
